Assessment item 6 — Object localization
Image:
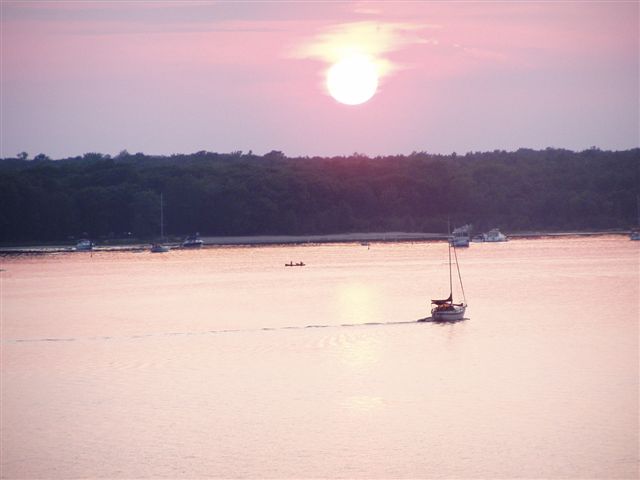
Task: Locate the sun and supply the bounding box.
[326,54,379,105]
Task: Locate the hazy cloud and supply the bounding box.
[293,21,435,78]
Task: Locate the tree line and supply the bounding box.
[0,148,638,243]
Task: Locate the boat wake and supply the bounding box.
[5,318,446,344]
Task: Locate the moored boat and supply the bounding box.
[482,228,508,242]
[450,224,470,247]
[182,234,204,248]
[150,243,170,253]
[75,239,94,251]
[631,196,640,240]
[150,193,170,253]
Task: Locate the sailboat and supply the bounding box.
[150,193,170,253]
[630,195,640,241]
[430,231,467,322]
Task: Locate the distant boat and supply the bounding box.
[150,243,169,253]
[285,261,305,267]
[450,224,470,247]
[75,239,93,251]
[182,234,204,248]
[482,228,508,242]
[150,193,170,253]
[430,233,467,322]
[631,196,640,241]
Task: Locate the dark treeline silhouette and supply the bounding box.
[1,148,638,243]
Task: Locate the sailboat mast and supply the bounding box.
[447,219,453,300]
[448,239,453,300]
[160,193,164,240]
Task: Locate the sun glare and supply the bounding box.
[326,54,379,105]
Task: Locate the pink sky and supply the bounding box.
[1,1,638,158]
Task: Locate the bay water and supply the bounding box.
[1,236,638,478]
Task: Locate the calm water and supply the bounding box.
[1,237,638,479]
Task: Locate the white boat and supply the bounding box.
[482,228,508,242]
[430,234,467,322]
[182,234,203,248]
[150,193,170,253]
[450,224,470,247]
[75,239,93,251]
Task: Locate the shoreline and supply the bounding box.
[0,230,631,255]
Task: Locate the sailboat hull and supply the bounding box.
[431,305,466,322]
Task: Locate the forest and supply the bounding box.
[0,148,638,243]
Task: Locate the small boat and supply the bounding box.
[450,224,470,247]
[75,239,94,251]
[285,261,305,267]
[482,228,508,242]
[182,234,204,248]
[631,196,640,241]
[150,193,170,253]
[431,295,466,322]
[150,243,170,253]
[430,231,467,322]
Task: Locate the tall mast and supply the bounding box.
[448,219,453,300]
[448,238,453,300]
[160,193,164,240]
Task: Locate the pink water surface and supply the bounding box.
[1,237,638,478]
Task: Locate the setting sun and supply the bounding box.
[326,54,378,105]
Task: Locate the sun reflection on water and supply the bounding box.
[336,282,379,325]
[341,395,385,414]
